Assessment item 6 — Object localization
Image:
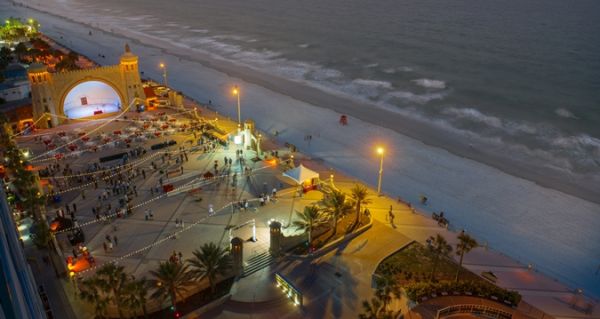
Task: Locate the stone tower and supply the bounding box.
[119,43,145,107]
[28,63,59,128]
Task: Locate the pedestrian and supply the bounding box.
[66,204,71,214]
[142,169,146,179]
[73,203,77,212]
[105,234,111,243]
[103,242,108,253]
[81,190,86,200]
[108,241,113,250]
[272,187,277,198]
[113,235,118,246]
[208,204,214,216]
[178,251,183,262]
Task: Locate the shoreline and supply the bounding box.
[5,0,600,299]
[9,0,600,206]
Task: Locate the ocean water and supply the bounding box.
[41,0,600,179]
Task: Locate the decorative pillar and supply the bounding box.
[269,221,282,257]
[230,237,243,277]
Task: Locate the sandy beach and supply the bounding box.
[3,0,600,299]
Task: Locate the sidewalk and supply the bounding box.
[205,145,599,318]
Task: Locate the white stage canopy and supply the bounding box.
[282,164,320,185]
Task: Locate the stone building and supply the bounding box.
[27,44,145,128]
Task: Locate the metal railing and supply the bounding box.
[436,304,512,319]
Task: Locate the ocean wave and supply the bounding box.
[298,43,310,48]
[383,66,414,74]
[352,79,393,89]
[555,108,579,119]
[366,63,379,68]
[388,90,445,104]
[413,78,446,89]
[442,107,537,135]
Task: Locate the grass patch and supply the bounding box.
[375,242,480,284]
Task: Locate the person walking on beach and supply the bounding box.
[388,205,395,225]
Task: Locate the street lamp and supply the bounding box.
[232,85,241,128]
[376,147,384,195]
[159,63,168,87]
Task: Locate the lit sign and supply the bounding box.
[275,272,302,306]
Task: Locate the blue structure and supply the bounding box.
[0,182,47,319]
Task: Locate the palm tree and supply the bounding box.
[292,205,327,247]
[149,260,193,312]
[374,273,402,313]
[13,42,27,61]
[455,231,478,282]
[359,297,383,319]
[428,234,452,281]
[32,220,51,248]
[79,276,109,319]
[95,263,131,318]
[123,278,150,319]
[350,184,371,228]
[321,188,353,236]
[188,242,232,294]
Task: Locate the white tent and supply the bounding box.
[282,164,319,185]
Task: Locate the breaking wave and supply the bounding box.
[413,78,446,89]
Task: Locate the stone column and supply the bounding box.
[269,221,282,257]
[230,237,243,277]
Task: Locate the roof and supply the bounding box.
[120,43,137,62]
[3,63,27,79]
[27,63,47,73]
[282,164,320,184]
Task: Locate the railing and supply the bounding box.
[436,304,512,319]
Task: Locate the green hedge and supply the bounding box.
[405,280,521,306]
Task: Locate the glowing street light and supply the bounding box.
[232,85,241,127]
[376,147,384,195]
[159,63,168,87]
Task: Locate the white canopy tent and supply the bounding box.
[282,164,321,228]
[282,164,320,185]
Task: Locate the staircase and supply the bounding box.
[242,252,274,277]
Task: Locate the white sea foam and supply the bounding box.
[388,90,445,104]
[413,78,446,89]
[298,43,310,48]
[555,108,579,119]
[365,63,379,68]
[383,66,414,74]
[442,107,537,134]
[352,79,393,89]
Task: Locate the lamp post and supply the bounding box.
[232,86,241,128]
[159,63,168,87]
[377,147,384,195]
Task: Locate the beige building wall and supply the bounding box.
[27,44,145,128]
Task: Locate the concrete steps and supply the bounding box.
[242,251,274,278]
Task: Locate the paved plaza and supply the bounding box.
[16,102,600,319]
